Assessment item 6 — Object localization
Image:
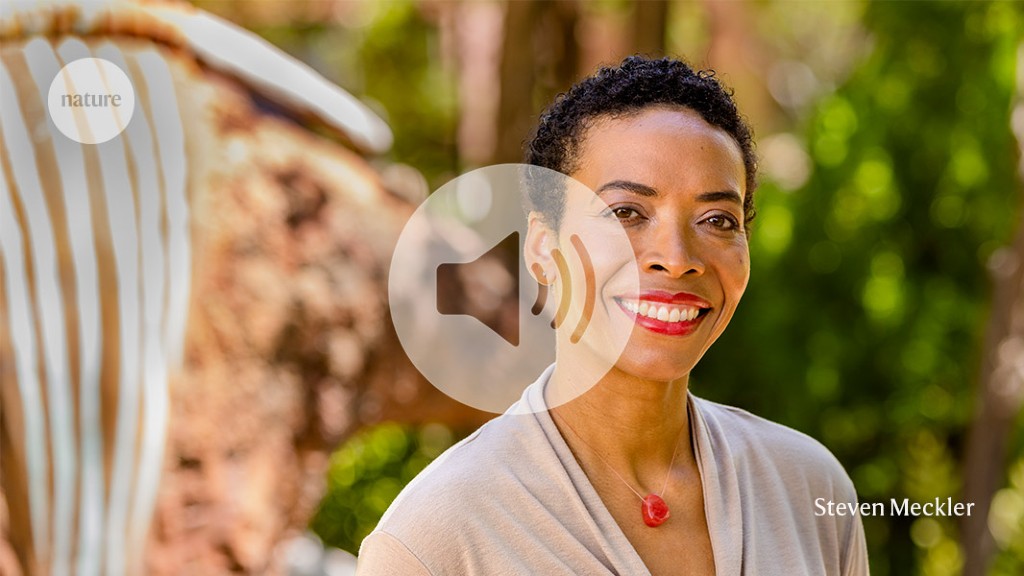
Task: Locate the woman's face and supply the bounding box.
[539,106,750,384]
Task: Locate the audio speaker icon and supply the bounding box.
[437,231,521,346]
[389,164,637,414]
[530,234,595,344]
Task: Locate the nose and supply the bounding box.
[640,221,705,278]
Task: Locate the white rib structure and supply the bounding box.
[0,37,189,575]
[0,2,391,573]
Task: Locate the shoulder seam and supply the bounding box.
[368,530,435,576]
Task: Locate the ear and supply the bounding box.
[524,212,556,284]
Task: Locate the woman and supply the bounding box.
[357,56,869,576]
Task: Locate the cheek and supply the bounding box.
[559,224,637,292]
[720,246,751,302]
[558,249,632,312]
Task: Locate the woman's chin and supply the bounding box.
[611,352,697,385]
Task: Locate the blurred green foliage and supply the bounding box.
[242,0,459,188]
[308,1,1024,573]
[699,2,1022,575]
[989,460,1024,575]
[309,423,456,554]
[351,1,459,187]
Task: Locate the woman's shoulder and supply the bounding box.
[369,411,548,536]
[358,409,570,574]
[692,395,855,492]
[691,397,868,575]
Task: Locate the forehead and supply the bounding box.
[572,106,746,196]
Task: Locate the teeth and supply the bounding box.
[620,299,705,323]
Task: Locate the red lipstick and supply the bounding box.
[632,291,712,307]
[615,291,712,336]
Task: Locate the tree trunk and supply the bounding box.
[493,0,580,165]
[493,0,539,165]
[962,53,1024,576]
[962,220,1024,576]
[632,0,668,57]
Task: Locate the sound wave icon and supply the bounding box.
[531,234,595,344]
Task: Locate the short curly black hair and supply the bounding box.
[525,55,757,231]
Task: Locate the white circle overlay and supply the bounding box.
[47,57,135,144]
[389,164,639,415]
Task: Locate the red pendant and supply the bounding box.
[641,494,671,527]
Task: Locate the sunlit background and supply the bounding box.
[185,1,1024,574]
[2,1,1020,575]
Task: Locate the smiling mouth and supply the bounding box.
[614,297,712,336]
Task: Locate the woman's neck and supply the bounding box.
[547,363,694,490]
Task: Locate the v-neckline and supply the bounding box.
[527,369,726,576]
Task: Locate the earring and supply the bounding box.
[531,263,551,286]
[531,263,551,317]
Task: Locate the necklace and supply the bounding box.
[551,411,686,527]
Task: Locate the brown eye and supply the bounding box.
[612,207,640,220]
[602,205,643,222]
[704,214,739,231]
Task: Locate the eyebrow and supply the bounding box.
[696,190,743,206]
[595,180,743,206]
[595,180,658,197]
